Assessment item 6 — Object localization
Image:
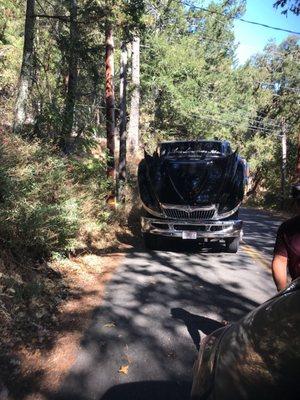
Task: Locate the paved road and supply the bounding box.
[56,208,284,400]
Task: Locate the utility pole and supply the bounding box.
[280,121,287,208]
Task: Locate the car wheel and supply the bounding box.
[226,237,240,253]
[143,233,161,250]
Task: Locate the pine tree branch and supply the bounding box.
[33,14,69,21]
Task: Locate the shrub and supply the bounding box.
[0,133,79,259]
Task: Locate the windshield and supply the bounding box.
[159,141,225,158]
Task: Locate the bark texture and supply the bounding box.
[296,131,300,182]
[61,0,78,153]
[105,24,115,179]
[128,36,140,155]
[280,127,287,207]
[13,0,36,132]
[117,42,128,202]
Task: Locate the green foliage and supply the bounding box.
[0,0,24,119]
[244,37,300,198]
[0,133,79,259]
[0,0,299,233]
[139,2,299,206]
[140,0,253,144]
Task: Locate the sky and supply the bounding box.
[234,0,300,64]
[194,0,300,64]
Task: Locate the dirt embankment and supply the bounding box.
[0,192,142,400]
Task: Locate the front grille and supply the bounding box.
[210,226,223,232]
[163,208,216,220]
[174,225,207,231]
[152,223,168,229]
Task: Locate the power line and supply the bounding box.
[190,106,280,131]
[188,107,281,132]
[196,88,288,125]
[182,1,300,35]
[200,83,299,103]
[194,96,281,127]
[189,112,277,134]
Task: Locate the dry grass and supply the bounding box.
[0,161,140,399]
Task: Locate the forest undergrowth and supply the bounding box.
[0,128,140,399]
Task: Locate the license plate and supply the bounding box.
[182,231,197,240]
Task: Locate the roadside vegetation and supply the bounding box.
[0,0,299,397]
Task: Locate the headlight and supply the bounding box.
[142,201,164,218]
[217,204,240,219]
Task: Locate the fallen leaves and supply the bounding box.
[104,322,116,328]
[118,346,131,375]
[118,365,129,375]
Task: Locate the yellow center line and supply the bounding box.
[241,243,271,271]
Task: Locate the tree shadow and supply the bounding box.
[171,308,225,350]
[52,228,274,400]
[1,207,279,400]
[100,380,191,400]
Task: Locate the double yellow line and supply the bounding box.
[241,243,271,271]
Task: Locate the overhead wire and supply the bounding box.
[189,105,281,131]
[188,112,278,134]
[182,1,300,35]
[191,88,288,127]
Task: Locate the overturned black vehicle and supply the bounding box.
[138,140,248,252]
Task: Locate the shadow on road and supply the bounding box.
[171,308,225,350]
[54,242,267,399]
[101,380,191,400]
[14,207,278,400]
[240,208,283,257]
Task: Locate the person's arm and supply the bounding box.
[272,224,288,291]
[272,254,288,291]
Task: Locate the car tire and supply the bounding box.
[143,233,161,250]
[226,237,240,253]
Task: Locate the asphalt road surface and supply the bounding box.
[56,208,284,400]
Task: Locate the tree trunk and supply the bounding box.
[61,0,78,153]
[128,36,140,155]
[280,126,287,208]
[117,42,128,203]
[105,23,115,179]
[246,170,262,197]
[296,131,300,182]
[13,0,36,132]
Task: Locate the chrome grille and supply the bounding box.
[163,207,216,220]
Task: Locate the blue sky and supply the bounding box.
[192,0,300,64]
[234,0,300,64]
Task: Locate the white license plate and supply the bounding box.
[182,231,197,240]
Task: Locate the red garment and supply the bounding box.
[274,216,300,280]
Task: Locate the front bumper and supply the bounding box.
[141,217,242,239]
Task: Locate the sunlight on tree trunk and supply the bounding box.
[117,42,128,203]
[13,0,36,132]
[128,36,140,155]
[105,23,115,180]
[296,131,300,182]
[280,125,287,207]
[61,0,78,153]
